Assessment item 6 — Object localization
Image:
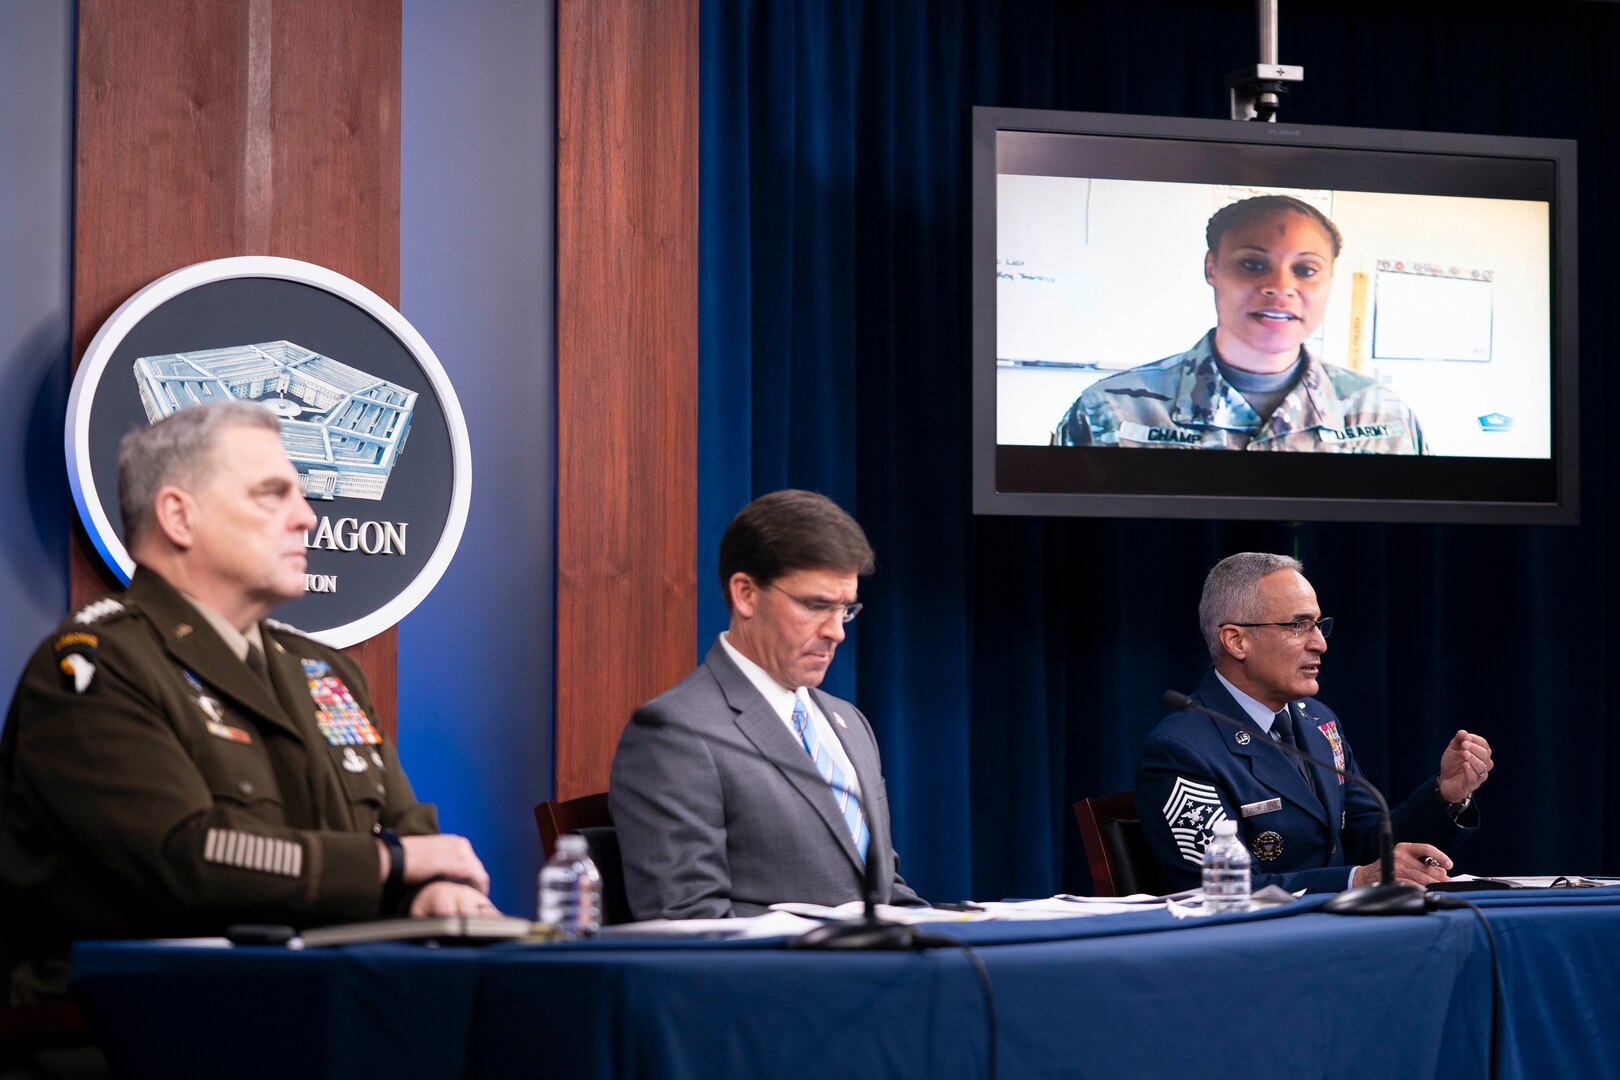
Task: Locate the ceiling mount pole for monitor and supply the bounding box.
[1227,0,1304,121]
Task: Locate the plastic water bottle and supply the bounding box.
[1201,819,1251,914]
[538,834,601,937]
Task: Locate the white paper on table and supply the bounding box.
[776,895,1191,922]
[770,902,988,923]
[1448,874,1620,889]
[966,898,1166,919]
[599,911,822,939]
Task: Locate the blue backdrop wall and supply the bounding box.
[396,0,556,916]
[0,2,72,697]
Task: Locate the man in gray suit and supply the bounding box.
[610,490,923,920]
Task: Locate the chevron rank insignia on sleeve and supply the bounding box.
[1163,777,1227,866]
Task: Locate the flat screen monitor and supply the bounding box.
[971,107,1578,524]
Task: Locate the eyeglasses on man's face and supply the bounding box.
[766,583,863,624]
[1225,616,1333,640]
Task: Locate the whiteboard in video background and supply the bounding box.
[994,175,1552,459]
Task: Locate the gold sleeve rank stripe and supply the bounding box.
[204,828,303,878]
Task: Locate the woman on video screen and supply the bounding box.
[1054,195,1430,453]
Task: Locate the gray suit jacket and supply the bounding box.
[609,641,922,920]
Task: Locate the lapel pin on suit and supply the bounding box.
[832,711,848,729]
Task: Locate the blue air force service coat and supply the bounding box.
[1135,670,1476,893]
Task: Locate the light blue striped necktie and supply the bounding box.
[790,691,870,861]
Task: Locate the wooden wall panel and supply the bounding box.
[556,0,700,799]
[72,0,402,735]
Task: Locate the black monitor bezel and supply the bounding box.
[970,106,1580,525]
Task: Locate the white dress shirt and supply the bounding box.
[719,632,862,797]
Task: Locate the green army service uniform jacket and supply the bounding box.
[0,569,437,996]
[1053,331,1431,453]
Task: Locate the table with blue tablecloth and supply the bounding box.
[69,890,1620,1079]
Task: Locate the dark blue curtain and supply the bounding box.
[699,0,1620,902]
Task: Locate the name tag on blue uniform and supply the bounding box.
[1241,798,1282,817]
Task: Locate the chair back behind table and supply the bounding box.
[1074,790,1169,897]
[534,792,633,925]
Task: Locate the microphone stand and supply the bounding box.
[789,840,934,949]
[1162,690,1428,916]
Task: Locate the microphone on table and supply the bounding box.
[1161,689,1434,916]
[789,834,944,949]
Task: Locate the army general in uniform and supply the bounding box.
[1055,195,1431,453]
[0,402,494,1005]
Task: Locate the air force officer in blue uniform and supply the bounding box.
[1137,553,1494,893]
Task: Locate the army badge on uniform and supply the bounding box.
[183,670,253,744]
[1252,831,1285,861]
[302,659,382,746]
[1234,730,1251,745]
[72,598,124,625]
[1317,719,1346,783]
[53,632,100,694]
[341,747,369,773]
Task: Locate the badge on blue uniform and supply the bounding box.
[1163,776,1227,865]
[1252,831,1285,861]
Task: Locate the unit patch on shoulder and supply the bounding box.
[53,632,100,694]
[1163,777,1228,866]
[58,654,97,694]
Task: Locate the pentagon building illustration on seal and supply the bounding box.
[133,340,416,501]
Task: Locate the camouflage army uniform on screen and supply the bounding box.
[1053,332,1431,453]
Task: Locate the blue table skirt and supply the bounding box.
[69,889,1620,1079]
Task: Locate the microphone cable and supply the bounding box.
[909,932,997,1080]
[1426,893,1501,1080]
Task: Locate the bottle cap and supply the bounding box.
[1213,819,1237,837]
[557,834,590,856]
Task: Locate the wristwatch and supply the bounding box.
[1435,779,1472,819]
[374,825,406,896]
